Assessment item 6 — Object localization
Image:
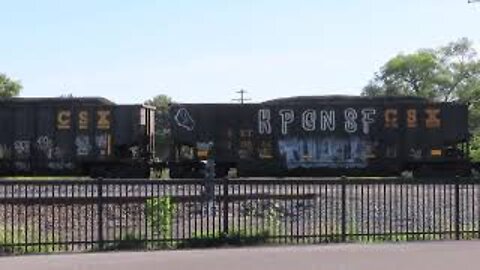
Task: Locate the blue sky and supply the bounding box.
[0,0,479,104]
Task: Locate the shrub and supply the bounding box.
[145,197,175,241]
[177,231,270,249]
[0,227,55,255]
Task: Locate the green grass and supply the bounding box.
[0,226,56,255]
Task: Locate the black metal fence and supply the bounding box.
[1,177,480,255]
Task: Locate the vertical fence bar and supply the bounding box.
[455,181,460,241]
[222,178,229,235]
[341,178,346,242]
[96,178,104,250]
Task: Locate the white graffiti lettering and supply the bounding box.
[257,107,376,135]
[14,140,30,156]
[302,110,316,131]
[175,108,195,131]
[258,109,272,135]
[344,108,357,133]
[36,136,52,151]
[320,110,335,131]
[36,136,55,159]
[361,108,376,134]
[96,134,109,156]
[129,146,140,159]
[279,109,294,135]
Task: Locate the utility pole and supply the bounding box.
[232,89,251,104]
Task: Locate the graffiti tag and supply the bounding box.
[278,137,369,169]
[75,135,91,156]
[175,108,195,131]
[258,108,376,135]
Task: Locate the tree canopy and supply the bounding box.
[362,38,480,103]
[145,94,174,160]
[145,94,172,113]
[0,73,22,97]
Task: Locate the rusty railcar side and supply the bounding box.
[168,96,470,177]
[0,98,155,177]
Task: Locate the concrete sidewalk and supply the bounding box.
[1,241,479,270]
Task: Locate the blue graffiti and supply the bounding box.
[278,137,369,169]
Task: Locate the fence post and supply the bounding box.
[96,177,104,250]
[222,178,229,235]
[455,180,460,241]
[341,176,347,242]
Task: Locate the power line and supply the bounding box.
[232,89,251,104]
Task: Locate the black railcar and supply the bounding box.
[0,97,155,177]
[168,96,470,177]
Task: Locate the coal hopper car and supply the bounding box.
[168,96,470,177]
[0,97,155,178]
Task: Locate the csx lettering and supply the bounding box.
[425,108,441,128]
[97,110,111,130]
[407,109,417,128]
[384,108,440,128]
[79,111,89,130]
[57,110,71,129]
[384,109,398,128]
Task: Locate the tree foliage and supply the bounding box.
[0,73,22,97]
[363,50,440,99]
[145,94,172,114]
[145,95,173,160]
[362,38,480,103]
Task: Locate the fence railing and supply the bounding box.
[1,177,480,255]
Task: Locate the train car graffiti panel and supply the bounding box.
[175,107,195,131]
[278,137,369,169]
[75,135,92,156]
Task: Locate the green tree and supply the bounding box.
[145,95,173,160]
[145,94,172,113]
[0,73,22,97]
[436,38,480,102]
[362,50,440,99]
[469,134,480,162]
[362,38,480,103]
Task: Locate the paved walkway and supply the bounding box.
[1,241,480,270]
